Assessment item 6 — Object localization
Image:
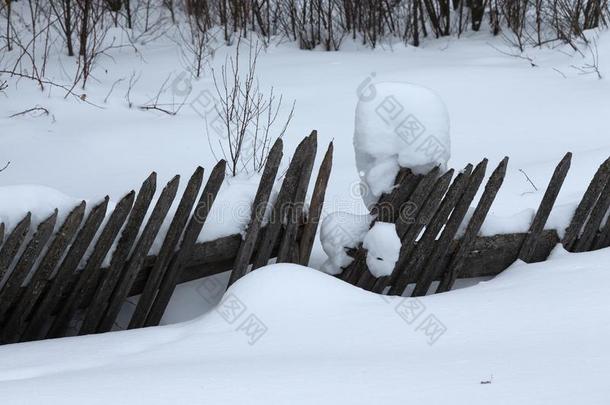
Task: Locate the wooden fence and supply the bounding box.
[0,132,333,345]
[2,132,609,346]
[341,152,610,297]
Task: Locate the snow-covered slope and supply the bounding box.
[1,247,609,404]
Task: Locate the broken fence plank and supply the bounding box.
[518,152,571,262]
[143,160,226,327]
[229,139,283,286]
[79,172,157,336]
[128,168,205,329]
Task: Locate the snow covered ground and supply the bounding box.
[2,19,610,403]
[1,248,609,404]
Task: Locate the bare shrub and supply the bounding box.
[211,40,295,176]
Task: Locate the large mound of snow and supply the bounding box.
[354,82,451,207]
[1,251,610,403]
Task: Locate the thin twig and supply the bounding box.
[9,106,49,118]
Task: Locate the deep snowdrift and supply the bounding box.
[1,248,609,404]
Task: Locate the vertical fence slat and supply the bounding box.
[0,223,4,246]
[0,213,31,284]
[573,178,610,252]
[394,164,473,296]
[380,168,456,294]
[143,160,226,327]
[96,175,180,333]
[277,131,317,263]
[436,157,509,293]
[0,210,57,322]
[1,202,86,344]
[562,157,610,251]
[79,173,157,336]
[21,198,109,342]
[299,141,333,266]
[228,139,283,286]
[47,191,136,338]
[127,168,205,329]
[252,135,311,269]
[519,152,571,262]
[410,159,488,297]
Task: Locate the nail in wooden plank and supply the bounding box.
[79,173,157,335]
[96,176,180,333]
[229,139,283,286]
[519,153,571,262]
[144,160,226,327]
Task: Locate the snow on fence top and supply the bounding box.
[0,132,333,345]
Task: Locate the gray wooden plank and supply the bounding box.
[436,157,509,293]
[277,131,317,263]
[573,177,610,252]
[21,198,109,342]
[1,202,86,344]
[78,172,157,335]
[47,191,136,338]
[95,175,180,333]
[519,152,571,262]
[0,213,31,284]
[410,159,488,297]
[127,167,205,329]
[0,210,58,322]
[562,157,610,251]
[143,160,226,327]
[252,135,312,269]
[229,139,283,285]
[299,141,333,266]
